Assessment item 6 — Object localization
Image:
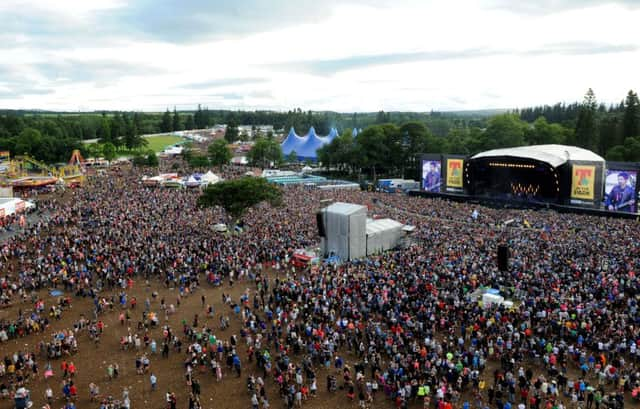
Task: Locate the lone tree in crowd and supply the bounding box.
[102,142,116,164]
[198,176,282,222]
[207,139,232,167]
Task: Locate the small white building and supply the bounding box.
[321,203,367,260]
[320,202,404,261]
[366,218,404,255]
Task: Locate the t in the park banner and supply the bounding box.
[571,165,595,200]
[446,159,464,188]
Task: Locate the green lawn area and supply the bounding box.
[87,134,186,157]
[144,135,185,152]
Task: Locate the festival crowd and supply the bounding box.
[0,164,638,409]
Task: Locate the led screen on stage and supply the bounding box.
[604,169,637,213]
[571,165,596,202]
[421,159,441,192]
[446,159,464,191]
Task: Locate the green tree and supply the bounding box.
[623,137,640,161]
[483,114,527,149]
[188,155,210,168]
[525,117,568,145]
[398,122,435,178]
[225,119,239,143]
[355,125,391,181]
[97,117,112,144]
[575,88,599,151]
[598,114,623,154]
[132,154,147,167]
[606,145,626,161]
[623,90,639,138]
[198,176,282,221]
[444,128,471,155]
[86,143,103,159]
[248,137,283,168]
[317,132,356,173]
[123,113,143,150]
[184,114,195,130]
[15,128,42,156]
[146,150,159,167]
[207,139,232,167]
[160,109,173,133]
[285,150,298,163]
[110,112,124,147]
[181,141,194,162]
[172,107,182,132]
[102,142,117,163]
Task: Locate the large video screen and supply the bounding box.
[604,169,637,213]
[445,158,464,192]
[421,159,441,192]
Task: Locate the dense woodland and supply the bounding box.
[0,88,638,166]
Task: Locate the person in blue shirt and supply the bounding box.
[606,172,635,212]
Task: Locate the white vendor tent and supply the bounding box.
[366,218,403,255]
[482,293,505,308]
[322,202,367,260]
[201,171,221,185]
[0,197,34,218]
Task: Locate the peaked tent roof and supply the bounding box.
[470,144,605,168]
[281,127,303,155]
[297,127,326,159]
[327,128,338,142]
[281,126,334,159]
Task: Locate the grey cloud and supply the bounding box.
[488,0,640,14]
[269,42,638,76]
[0,1,409,48]
[106,0,405,44]
[247,90,275,99]
[0,88,53,98]
[0,65,55,98]
[33,60,167,85]
[179,78,269,89]
[523,42,639,56]
[267,49,503,76]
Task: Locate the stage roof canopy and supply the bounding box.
[470,144,605,167]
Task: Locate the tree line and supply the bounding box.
[316,89,640,180]
[516,89,640,161]
[0,87,637,165]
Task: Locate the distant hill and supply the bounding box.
[439,109,509,117]
[1,108,509,116]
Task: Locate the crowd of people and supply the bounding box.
[0,162,638,409]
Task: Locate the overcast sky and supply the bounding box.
[1,0,639,112]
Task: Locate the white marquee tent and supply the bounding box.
[201,171,221,185]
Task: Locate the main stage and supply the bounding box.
[408,189,639,220]
[418,144,640,218]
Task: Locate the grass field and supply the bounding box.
[144,134,184,152]
[87,134,186,157]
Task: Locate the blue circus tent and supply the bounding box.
[326,127,338,142]
[281,126,334,160]
[352,128,359,138]
[296,127,327,160]
[281,127,307,155]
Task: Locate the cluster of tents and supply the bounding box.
[142,171,221,188]
[281,127,363,161]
